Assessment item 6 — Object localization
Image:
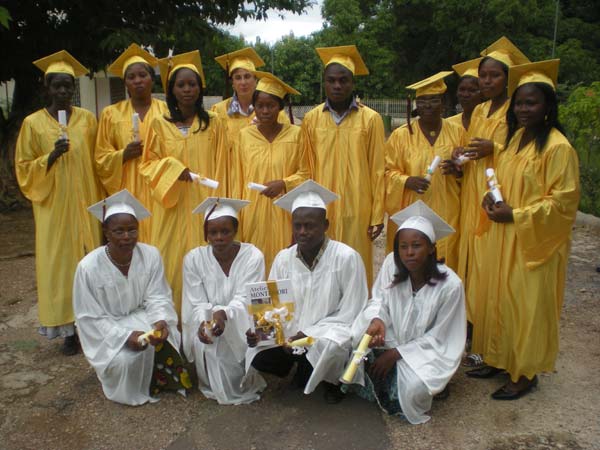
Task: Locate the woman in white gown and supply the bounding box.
[349,200,466,424]
[182,197,266,404]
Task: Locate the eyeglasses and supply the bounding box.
[109,229,138,238]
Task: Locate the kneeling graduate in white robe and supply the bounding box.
[74,190,189,406]
[182,197,267,405]
[349,200,466,424]
[246,180,369,402]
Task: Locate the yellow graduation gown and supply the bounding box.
[446,112,464,129]
[301,103,385,287]
[15,107,103,327]
[140,112,229,315]
[210,97,290,197]
[458,100,509,321]
[94,98,168,242]
[233,123,311,270]
[471,128,580,381]
[384,119,465,270]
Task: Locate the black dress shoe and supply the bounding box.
[61,335,79,356]
[491,376,538,400]
[323,382,345,404]
[466,365,505,379]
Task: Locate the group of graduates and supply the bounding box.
[14,34,580,425]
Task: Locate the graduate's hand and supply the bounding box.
[178,168,193,182]
[288,331,307,342]
[198,321,214,345]
[211,310,227,337]
[484,199,514,223]
[261,180,286,198]
[405,176,430,194]
[451,146,465,160]
[48,138,69,169]
[126,331,147,352]
[465,138,494,160]
[246,329,259,347]
[123,141,143,163]
[366,318,386,348]
[149,320,169,345]
[440,159,462,177]
[368,224,384,241]
[369,349,401,380]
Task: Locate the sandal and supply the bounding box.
[462,353,484,368]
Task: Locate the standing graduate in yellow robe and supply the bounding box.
[15,51,103,355]
[468,60,579,400]
[233,72,311,269]
[447,58,482,131]
[140,51,228,315]
[455,37,530,324]
[385,72,465,271]
[301,45,385,287]
[95,44,167,243]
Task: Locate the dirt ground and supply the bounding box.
[0,208,599,450]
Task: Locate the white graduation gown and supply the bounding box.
[182,243,267,405]
[73,243,181,406]
[352,253,466,424]
[247,240,369,394]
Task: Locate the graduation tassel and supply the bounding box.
[287,96,294,125]
[406,95,413,135]
[203,200,220,242]
[224,60,231,99]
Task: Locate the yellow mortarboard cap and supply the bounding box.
[254,71,300,99]
[480,36,530,68]
[452,57,482,79]
[315,45,369,76]
[88,189,151,223]
[406,71,453,97]
[390,200,455,243]
[158,50,206,93]
[508,59,560,97]
[108,43,158,78]
[215,47,265,75]
[33,50,88,78]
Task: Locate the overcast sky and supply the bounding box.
[224,1,324,44]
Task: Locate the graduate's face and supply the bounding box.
[124,63,153,100]
[46,73,75,109]
[478,59,507,100]
[104,214,139,255]
[396,229,434,274]
[415,94,443,121]
[456,76,482,113]
[513,84,547,130]
[254,91,282,125]
[292,208,329,253]
[172,68,201,108]
[324,64,354,104]
[231,68,257,98]
[205,217,238,251]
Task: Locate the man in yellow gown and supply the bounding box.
[95,44,168,243]
[384,72,465,270]
[233,72,311,269]
[15,50,103,354]
[140,51,229,316]
[301,45,385,287]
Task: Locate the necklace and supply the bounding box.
[105,245,131,268]
[429,130,437,137]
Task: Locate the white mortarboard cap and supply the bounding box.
[88,189,151,223]
[192,197,250,221]
[273,179,339,213]
[390,200,454,243]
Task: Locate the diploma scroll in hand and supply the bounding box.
[424,155,441,182]
[132,112,140,142]
[189,172,219,189]
[287,336,315,355]
[138,329,163,346]
[340,334,373,384]
[247,182,267,192]
[485,168,503,203]
[58,110,68,140]
[454,154,470,166]
[200,303,214,337]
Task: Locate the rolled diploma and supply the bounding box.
[454,154,470,166]
[199,303,213,336]
[58,110,68,139]
[288,336,314,348]
[424,155,441,181]
[247,182,267,192]
[485,168,503,203]
[190,172,219,189]
[341,334,372,384]
[137,329,162,346]
[132,112,140,141]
